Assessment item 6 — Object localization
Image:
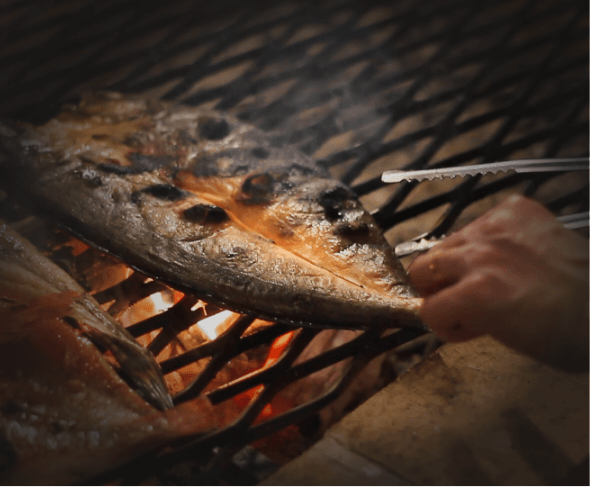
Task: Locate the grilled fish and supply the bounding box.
[0,92,423,330]
[0,222,220,484]
[0,221,172,410]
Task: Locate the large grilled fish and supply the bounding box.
[0,92,423,330]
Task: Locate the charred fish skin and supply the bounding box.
[0,92,425,330]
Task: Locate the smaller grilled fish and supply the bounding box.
[0,92,424,330]
[0,222,232,484]
[0,221,172,410]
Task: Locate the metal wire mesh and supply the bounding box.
[39,240,431,484]
[0,0,587,483]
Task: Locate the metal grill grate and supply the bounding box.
[0,0,588,483]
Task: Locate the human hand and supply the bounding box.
[408,195,589,372]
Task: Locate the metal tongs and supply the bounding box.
[394,211,590,257]
[384,157,590,257]
[382,157,589,183]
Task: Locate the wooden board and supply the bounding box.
[264,336,589,485]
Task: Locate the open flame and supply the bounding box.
[72,245,296,423]
[233,329,295,421]
[150,291,175,313]
[195,309,236,340]
[146,291,237,341]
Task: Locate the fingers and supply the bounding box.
[498,194,554,221]
[408,246,469,296]
[419,273,488,343]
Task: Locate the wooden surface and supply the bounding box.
[264,336,589,485]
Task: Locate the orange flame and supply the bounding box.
[234,330,295,420]
[150,291,175,313]
[196,310,237,340]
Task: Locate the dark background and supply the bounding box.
[0,0,587,241]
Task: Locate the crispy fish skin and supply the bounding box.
[0,221,172,410]
[0,92,424,330]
